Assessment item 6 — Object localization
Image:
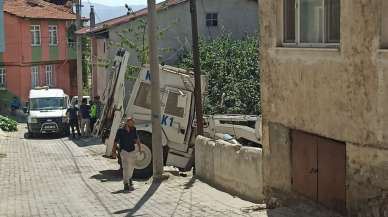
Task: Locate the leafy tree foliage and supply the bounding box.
[178,35,260,115]
[0,115,17,132]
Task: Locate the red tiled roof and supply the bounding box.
[76,0,187,35]
[4,0,76,20]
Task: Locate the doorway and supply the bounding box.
[291,130,346,214]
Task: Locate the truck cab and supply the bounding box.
[122,65,207,177]
[26,87,70,137]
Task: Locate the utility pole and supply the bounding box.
[190,0,204,136]
[76,0,83,104]
[147,0,164,178]
[90,5,98,98]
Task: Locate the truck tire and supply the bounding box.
[133,132,153,179]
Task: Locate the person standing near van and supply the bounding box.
[79,98,91,137]
[66,102,81,139]
[114,117,142,191]
[10,97,21,115]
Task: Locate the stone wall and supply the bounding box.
[195,136,264,202]
[347,143,388,217]
[259,0,388,215]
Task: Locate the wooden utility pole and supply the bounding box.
[90,5,98,98]
[147,0,164,178]
[190,0,204,135]
[76,0,83,104]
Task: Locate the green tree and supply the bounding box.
[100,18,177,80]
[178,35,260,115]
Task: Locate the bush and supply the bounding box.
[177,35,260,115]
[0,115,18,132]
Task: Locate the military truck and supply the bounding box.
[95,49,261,178]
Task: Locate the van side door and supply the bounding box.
[161,87,192,152]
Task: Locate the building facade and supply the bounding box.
[0,0,77,102]
[77,0,259,97]
[260,0,388,216]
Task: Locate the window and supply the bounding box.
[31,66,39,87]
[45,65,54,87]
[48,25,58,46]
[134,82,152,109]
[164,91,185,118]
[283,0,340,45]
[30,97,65,111]
[206,13,218,27]
[0,68,5,89]
[30,25,41,46]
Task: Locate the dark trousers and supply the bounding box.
[90,118,96,133]
[69,119,81,137]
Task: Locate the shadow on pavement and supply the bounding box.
[113,179,162,216]
[183,176,196,189]
[72,137,103,147]
[90,169,122,182]
[23,132,66,140]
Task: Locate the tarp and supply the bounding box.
[0,0,4,53]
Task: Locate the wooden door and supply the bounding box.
[291,130,346,215]
[291,130,318,201]
[317,137,346,214]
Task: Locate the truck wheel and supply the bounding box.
[133,132,153,179]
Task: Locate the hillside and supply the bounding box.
[82,2,145,23]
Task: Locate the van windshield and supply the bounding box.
[30,97,66,111]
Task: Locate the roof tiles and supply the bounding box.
[76,0,187,35]
[4,0,76,20]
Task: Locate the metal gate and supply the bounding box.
[291,130,346,214]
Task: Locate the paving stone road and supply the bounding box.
[0,126,340,217]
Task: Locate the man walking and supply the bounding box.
[79,98,91,137]
[66,102,81,139]
[114,117,142,191]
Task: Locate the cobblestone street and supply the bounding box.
[0,126,339,217]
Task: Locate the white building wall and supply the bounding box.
[108,0,258,66]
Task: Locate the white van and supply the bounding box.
[26,87,70,137]
[71,96,91,107]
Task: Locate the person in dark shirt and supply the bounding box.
[114,117,142,191]
[10,97,21,115]
[79,98,91,137]
[66,102,81,138]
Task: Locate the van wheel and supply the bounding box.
[133,132,153,179]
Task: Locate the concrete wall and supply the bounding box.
[260,0,388,215]
[95,38,108,98]
[107,0,258,66]
[195,136,264,202]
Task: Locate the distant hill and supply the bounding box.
[82,2,145,23]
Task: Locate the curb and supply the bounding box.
[0,128,5,138]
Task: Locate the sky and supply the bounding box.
[88,0,163,7]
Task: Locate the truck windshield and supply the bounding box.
[30,97,66,111]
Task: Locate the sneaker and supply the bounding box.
[129,179,133,187]
[124,183,130,191]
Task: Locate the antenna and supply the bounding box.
[125,4,133,15]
